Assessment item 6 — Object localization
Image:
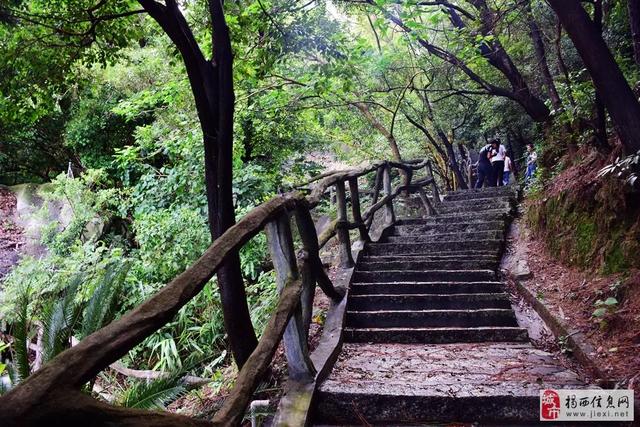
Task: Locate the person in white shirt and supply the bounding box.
[525,143,538,182]
[503,153,513,185]
[489,139,507,187]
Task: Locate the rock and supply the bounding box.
[514,259,533,280]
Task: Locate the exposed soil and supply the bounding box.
[0,187,24,280]
[512,217,640,392]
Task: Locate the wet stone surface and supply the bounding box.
[319,342,585,397]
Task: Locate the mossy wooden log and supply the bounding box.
[348,177,370,242]
[382,164,396,225]
[212,273,305,425]
[295,205,344,301]
[427,160,441,202]
[365,166,384,229]
[334,180,355,268]
[265,216,315,381]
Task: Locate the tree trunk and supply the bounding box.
[140,0,258,368]
[525,1,562,112]
[553,21,578,111]
[210,0,258,369]
[592,0,609,151]
[629,0,640,66]
[437,129,468,190]
[354,102,402,162]
[548,0,640,153]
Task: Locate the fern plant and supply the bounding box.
[41,275,83,362]
[118,373,187,410]
[11,284,31,382]
[81,261,130,339]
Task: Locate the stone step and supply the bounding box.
[350,281,504,295]
[395,209,512,225]
[345,308,519,328]
[348,293,512,311]
[445,186,518,200]
[365,240,504,256]
[315,342,587,425]
[391,221,506,236]
[352,269,496,283]
[344,326,529,344]
[442,193,517,206]
[438,201,513,215]
[385,230,503,243]
[441,196,513,208]
[360,253,499,263]
[357,258,498,271]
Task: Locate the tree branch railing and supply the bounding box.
[0,159,440,426]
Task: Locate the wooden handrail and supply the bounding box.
[0,158,440,427]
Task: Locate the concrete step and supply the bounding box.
[344,326,529,344]
[350,281,505,295]
[391,221,506,236]
[395,209,512,225]
[385,230,504,243]
[357,258,498,271]
[352,269,496,283]
[348,293,512,311]
[345,308,519,328]
[315,342,587,425]
[365,240,504,256]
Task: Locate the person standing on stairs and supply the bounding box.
[474,142,494,188]
[503,151,513,185]
[489,139,507,187]
[525,143,538,183]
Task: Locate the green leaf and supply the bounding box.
[592,307,607,318]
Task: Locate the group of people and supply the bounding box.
[474,139,538,188]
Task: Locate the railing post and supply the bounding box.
[265,213,316,381]
[427,160,441,203]
[365,165,384,229]
[294,206,343,301]
[418,186,436,216]
[348,177,370,242]
[334,180,355,268]
[383,163,396,225]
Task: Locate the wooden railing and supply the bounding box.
[0,159,440,426]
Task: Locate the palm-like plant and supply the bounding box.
[117,373,187,410]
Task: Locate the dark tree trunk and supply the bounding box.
[525,1,562,112]
[140,0,258,368]
[210,0,259,368]
[553,21,578,111]
[629,0,640,66]
[592,0,609,151]
[548,0,640,153]
[438,129,468,190]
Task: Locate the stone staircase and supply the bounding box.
[314,186,587,425]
